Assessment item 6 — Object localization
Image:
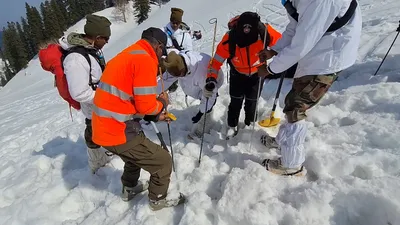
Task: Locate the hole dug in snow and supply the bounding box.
[351,164,375,180]
[330,191,400,225]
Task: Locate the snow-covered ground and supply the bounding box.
[1,0,400,224]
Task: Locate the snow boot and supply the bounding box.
[87,147,112,173]
[149,193,186,211]
[226,126,239,140]
[260,134,279,148]
[262,158,306,176]
[121,181,149,202]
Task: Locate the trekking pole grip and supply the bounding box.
[209,18,218,58]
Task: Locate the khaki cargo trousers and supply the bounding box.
[284,73,339,123]
[103,132,172,201]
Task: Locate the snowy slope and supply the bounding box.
[1,0,400,224]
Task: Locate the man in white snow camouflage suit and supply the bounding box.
[257,0,362,176]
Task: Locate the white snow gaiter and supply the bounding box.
[276,119,307,168]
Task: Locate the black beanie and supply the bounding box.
[141,27,167,46]
[235,12,261,48]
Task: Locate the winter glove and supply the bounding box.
[203,77,217,98]
[191,111,204,123]
[193,31,202,40]
[258,49,277,62]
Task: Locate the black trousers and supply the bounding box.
[228,69,264,127]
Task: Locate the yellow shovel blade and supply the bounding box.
[167,112,177,121]
[258,116,280,127]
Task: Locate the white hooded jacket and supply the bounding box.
[164,23,193,51]
[59,35,103,119]
[157,51,224,113]
[269,0,362,77]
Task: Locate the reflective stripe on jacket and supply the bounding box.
[92,40,165,146]
[207,24,281,79]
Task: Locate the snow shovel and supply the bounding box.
[258,71,286,127]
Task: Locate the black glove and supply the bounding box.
[193,31,202,40]
[204,77,217,98]
[191,111,203,123]
[205,77,217,91]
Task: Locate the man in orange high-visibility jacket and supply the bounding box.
[203,12,282,139]
[92,27,184,211]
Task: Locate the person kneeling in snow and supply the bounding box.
[163,7,194,93]
[159,51,224,139]
[257,0,362,176]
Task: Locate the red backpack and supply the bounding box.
[39,44,103,111]
[39,44,81,110]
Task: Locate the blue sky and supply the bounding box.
[0,0,44,28]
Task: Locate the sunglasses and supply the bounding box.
[98,36,110,42]
[157,40,167,56]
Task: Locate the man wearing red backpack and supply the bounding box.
[63,15,111,173]
[40,14,112,173]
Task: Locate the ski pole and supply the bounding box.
[158,67,176,172]
[374,20,400,76]
[150,121,175,172]
[209,18,218,58]
[198,98,209,165]
[249,77,263,151]
[166,123,175,172]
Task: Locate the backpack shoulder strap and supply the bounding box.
[62,46,98,90]
[327,0,358,32]
[284,0,358,33]
[166,27,183,51]
[227,30,236,60]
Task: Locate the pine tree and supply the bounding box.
[134,0,150,24]
[2,23,29,73]
[66,0,82,25]
[55,0,70,27]
[26,3,45,52]
[80,0,95,16]
[42,1,63,40]
[50,0,67,31]
[21,17,36,59]
[0,45,14,82]
[15,22,32,61]
[93,0,106,11]
[113,0,129,22]
[106,0,115,7]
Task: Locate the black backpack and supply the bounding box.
[61,46,106,90]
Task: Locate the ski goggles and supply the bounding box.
[281,0,288,6]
